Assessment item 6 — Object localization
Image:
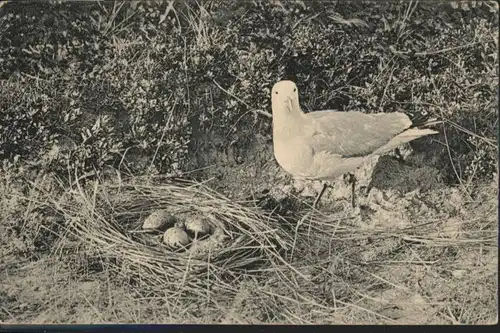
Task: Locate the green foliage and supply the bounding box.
[0,0,498,184]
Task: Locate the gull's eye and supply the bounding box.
[275,91,278,95]
[293,88,296,92]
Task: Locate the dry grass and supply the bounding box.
[7,172,339,323]
[1,167,496,324]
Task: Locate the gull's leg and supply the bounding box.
[313,182,328,208]
[348,173,357,208]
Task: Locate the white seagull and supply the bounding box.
[271,80,440,207]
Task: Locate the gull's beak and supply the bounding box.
[284,96,293,110]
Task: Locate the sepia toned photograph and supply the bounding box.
[0,0,498,326]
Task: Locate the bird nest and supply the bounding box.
[54,176,304,292]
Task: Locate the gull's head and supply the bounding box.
[271,80,300,115]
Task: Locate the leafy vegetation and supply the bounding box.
[1,1,497,184]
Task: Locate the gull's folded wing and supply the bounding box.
[307,111,412,157]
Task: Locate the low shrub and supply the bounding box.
[0,0,497,185]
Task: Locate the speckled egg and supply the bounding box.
[162,227,190,249]
[185,217,211,239]
[142,210,176,231]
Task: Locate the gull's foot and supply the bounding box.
[342,173,357,208]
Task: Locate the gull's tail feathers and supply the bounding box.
[373,127,439,155]
[413,117,443,128]
[409,111,444,128]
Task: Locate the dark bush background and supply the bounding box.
[0,0,498,186]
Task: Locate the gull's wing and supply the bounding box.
[306,110,412,157]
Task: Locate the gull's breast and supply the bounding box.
[273,138,315,179]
